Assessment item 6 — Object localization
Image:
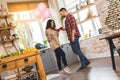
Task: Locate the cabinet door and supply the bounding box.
[16,56,36,67]
[61,44,78,64]
[48,50,57,68]
[61,45,71,64]
[40,50,52,71]
[0,61,16,72]
[66,44,78,64]
[40,49,57,73]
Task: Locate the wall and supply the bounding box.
[94,0,109,29]
[0,0,47,12]
[80,35,110,59]
[0,0,119,58]
[95,0,120,30]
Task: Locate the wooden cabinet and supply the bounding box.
[0,51,46,80]
[16,56,36,68]
[0,61,16,72]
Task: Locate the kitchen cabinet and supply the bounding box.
[40,43,79,73]
[40,49,57,73]
[61,43,78,64]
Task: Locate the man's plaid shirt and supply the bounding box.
[65,13,80,40]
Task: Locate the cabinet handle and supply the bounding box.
[42,51,45,53]
[24,58,28,63]
[2,64,7,69]
[67,47,69,49]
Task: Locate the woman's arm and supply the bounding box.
[56,27,65,32]
[45,30,51,42]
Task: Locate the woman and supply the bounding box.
[45,19,71,74]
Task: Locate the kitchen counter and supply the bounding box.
[40,47,50,51]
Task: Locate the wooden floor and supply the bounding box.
[47,56,120,80]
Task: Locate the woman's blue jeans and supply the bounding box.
[70,36,89,67]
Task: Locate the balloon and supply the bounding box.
[33,9,42,18]
[42,9,51,19]
[37,3,46,12]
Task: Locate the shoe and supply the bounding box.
[58,70,65,74]
[86,61,90,66]
[64,67,71,74]
[77,66,86,72]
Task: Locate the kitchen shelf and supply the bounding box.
[3,70,38,80]
[77,15,98,24]
[0,14,13,18]
[0,26,16,30]
[71,3,95,14]
[0,38,19,43]
[0,13,18,54]
[20,70,38,77]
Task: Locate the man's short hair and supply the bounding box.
[59,8,67,12]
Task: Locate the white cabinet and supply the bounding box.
[40,49,57,73]
[61,44,78,64]
[40,43,78,73]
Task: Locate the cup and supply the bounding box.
[12,34,17,38]
[2,36,7,41]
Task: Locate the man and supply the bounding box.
[59,8,90,71]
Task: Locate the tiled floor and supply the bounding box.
[47,56,120,80]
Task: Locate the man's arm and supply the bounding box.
[72,29,75,42]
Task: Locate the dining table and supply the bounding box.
[100,31,120,70]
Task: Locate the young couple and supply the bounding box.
[45,8,90,74]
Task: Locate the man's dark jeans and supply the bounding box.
[70,36,89,67]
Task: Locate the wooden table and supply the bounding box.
[100,32,120,70]
[0,50,46,80]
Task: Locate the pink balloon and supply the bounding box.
[42,9,51,19]
[37,3,46,12]
[33,9,42,18]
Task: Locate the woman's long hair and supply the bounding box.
[46,19,56,30]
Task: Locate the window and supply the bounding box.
[63,0,102,38]
[11,10,47,49]
[8,1,49,49]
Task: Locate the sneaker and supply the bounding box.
[77,66,86,72]
[64,67,71,74]
[58,70,65,74]
[86,61,90,66]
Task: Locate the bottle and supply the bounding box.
[89,30,91,37]
[84,33,88,38]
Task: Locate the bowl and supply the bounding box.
[22,65,33,72]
